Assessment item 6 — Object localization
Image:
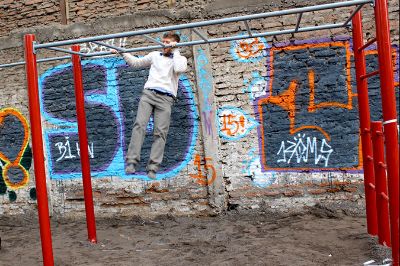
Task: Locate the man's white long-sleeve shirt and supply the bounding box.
[122,50,187,97]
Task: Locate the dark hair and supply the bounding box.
[162,32,180,42]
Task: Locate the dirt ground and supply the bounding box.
[0,205,390,266]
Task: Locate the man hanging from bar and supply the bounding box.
[112,32,188,179]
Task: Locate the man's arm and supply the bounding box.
[121,52,153,68]
[172,49,188,73]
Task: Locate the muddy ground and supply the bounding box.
[0,205,390,266]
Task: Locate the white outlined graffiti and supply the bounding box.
[277,133,333,167]
[80,38,127,54]
[54,136,94,162]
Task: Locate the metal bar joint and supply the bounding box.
[344,4,365,27]
[192,28,209,43]
[358,37,377,51]
[295,12,303,32]
[244,20,253,37]
[143,35,165,47]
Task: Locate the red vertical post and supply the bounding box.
[374,0,399,264]
[371,121,391,247]
[351,11,378,236]
[71,45,97,243]
[24,34,54,266]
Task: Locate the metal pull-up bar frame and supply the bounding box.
[1,0,399,266]
[0,0,373,69]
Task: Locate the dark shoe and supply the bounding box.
[147,170,156,179]
[125,163,136,174]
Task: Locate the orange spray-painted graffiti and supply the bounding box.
[0,108,30,190]
[218,107,258,141]
[257,42,358,170]
[221,114,245,136]
[231,37,267,62]
[189,154,216,186]
[261,42,356,142]
[237,38,265,59]
[257,40,399,171]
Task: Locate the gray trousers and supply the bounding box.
[126,89,174,172]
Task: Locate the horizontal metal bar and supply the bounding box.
[91,41,127,52]
[0,55,72,68]
[0,61,26,68]
[361,70,379,80]
[0,22,350,68]
[244,20,253,37]
[37,55,72,63]
[358,37,377,51]
[295,13,303,32]
[143,35,165,47]
[34,0,373,49]
[45,46,86,56]
[82,22,345,58]
[192,28,209,42]
[343,4,365,26]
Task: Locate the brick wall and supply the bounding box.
[0,0,61,38]
[0,0,398,218]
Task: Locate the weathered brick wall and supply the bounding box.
[0,0,398,217]
[207,2,399,210]
[0,0,212,38]
[0,0,61,38]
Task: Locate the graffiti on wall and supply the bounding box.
[230,37,399,176]
[0,108,36,201]
[189,154,216,185]
[217,106,258,140]
[243,71,267,101]
[257,39,399,171]
[276,133,333,167]
[230,35,268,63]
[241,148,277,188]
[80,38,127,54]
[196,47,216,138]
[39,57,198,180]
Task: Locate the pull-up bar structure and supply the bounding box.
[0,0,374,68]
[0,0,398,265]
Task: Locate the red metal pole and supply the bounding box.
[351,11,378,236]
[374,0,399,264]
[71,45,97,243]
[24,34,54,266]
[371,121,391,247]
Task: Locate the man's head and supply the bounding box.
[162,32,180,55]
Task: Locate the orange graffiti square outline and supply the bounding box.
[257,41,363,172]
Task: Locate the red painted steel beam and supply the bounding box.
[71,45,97,243]
[371,121,391,247]
[24,34,54,266]
[351,11,378,236]
[374,0,399,264]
